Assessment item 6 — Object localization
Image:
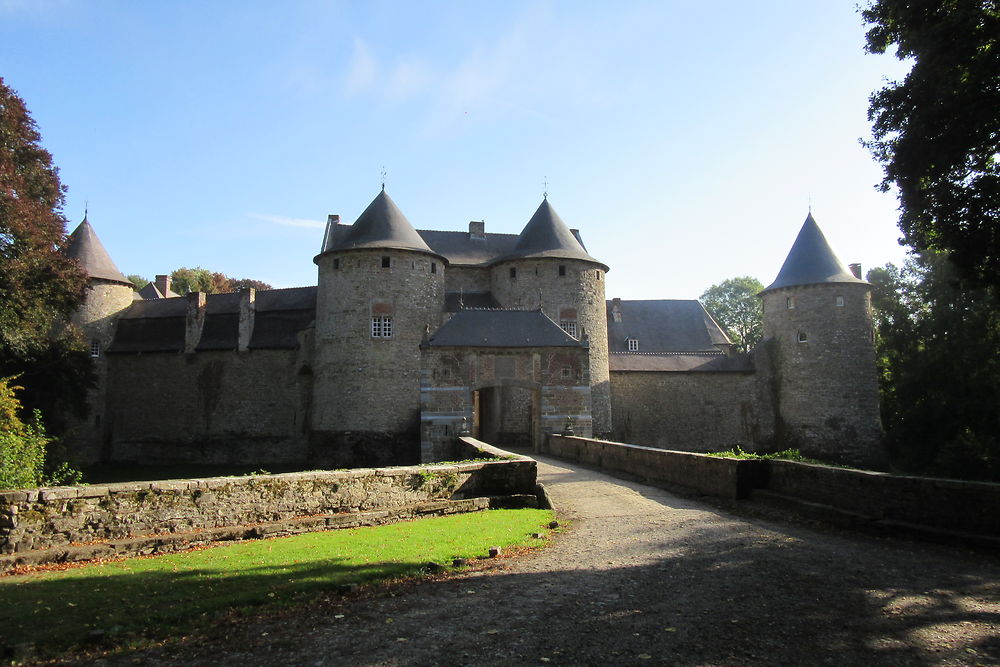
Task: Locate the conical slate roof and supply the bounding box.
[763,213,865,292]
[321,189,440,257]
[496,199,608,270]
[65,217,132,285]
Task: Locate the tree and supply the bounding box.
[127,274,150,291]
[0,77,91,423]
[229,278,272,292]
[868,251,1000,481]
[169,267,272,295]
[863,0,1000,289]
[699,276,764,354]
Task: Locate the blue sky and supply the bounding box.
[1,1,911,299]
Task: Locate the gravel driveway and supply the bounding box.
[77,453,1000,666]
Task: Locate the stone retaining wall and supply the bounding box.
[543,434,765,499]
[0,442,537,571]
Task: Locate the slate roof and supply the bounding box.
[444,291,500,312]
[609,352,754,372]
[318,190,443,259]
[65,218,132,286]
[108,287,316,353]
[606,300,732,354]
[763,213,866,292]
[416,230,519,266]
[497,199,607,269]
[426,309,585,348]
[138,282,180,299]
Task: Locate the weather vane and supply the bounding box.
[380,166,387,191]
[543,176,549,200]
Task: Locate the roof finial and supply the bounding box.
[542,176,549,200]
[84,199,89,222]
[808,192,812,214]
[380,166,387,191]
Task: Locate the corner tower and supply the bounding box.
[759,213,883,468]
[65,216,136,461]
[490,199,612,437]
[312,190,446,465]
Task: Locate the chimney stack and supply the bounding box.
[154,274,172,298]
[469,220,485,240]
[849,263,863,280]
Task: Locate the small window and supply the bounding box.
[333,258,340,270]
[597,271,602,281]
[560,320,578,338]
[431,262,437,274]
[559,265,566,277]
[836,295,844,307]
[797,331,808,343]
[786,297,795,309]
[371,315,393,338]
[509,267,516,280]
[381,256,390,268]
[561,367,572,379]
[90,340,101,358]
[627,338,639,352]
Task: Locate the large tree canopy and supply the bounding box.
[863,0,1000,288]
[0,77,90,422]
[164,267,272,295]
[699,276,764,354]
[868,251,1000,481]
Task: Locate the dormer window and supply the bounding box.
[627,338,639,352]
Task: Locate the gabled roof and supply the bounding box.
[65,217,132,286]
[417,230,519,266]
[138,282,180,299]
[318,190,442,259]
[606,299,732,353]
[426,309,586,348]
[763,213,866,292]
[497,199,608,269]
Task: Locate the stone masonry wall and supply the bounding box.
[760,282,883,467]
[444,265,490,294]
[0,454,537,565]
[489,258,611,437]
[105,348,312,465]
[610,370,768,452]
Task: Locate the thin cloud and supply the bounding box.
[251,213,325,229]
[386,58,432,101]
[344,37,377,94]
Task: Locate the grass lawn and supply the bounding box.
[0,509,555,657]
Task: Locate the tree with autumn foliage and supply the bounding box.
[0,77,91,424]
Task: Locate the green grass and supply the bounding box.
[0,509,554,656]
[706,445,825,464]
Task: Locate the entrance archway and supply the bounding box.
[473,385,541,449]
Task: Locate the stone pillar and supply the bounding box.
[238,288,256,352]
[185,291,207,353]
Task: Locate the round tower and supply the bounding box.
[312,189,446,465]
[490,199,612,437]
[759,213,883,468]
[64,216,136,462]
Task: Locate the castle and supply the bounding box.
[64,189,884,468]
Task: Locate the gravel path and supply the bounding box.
[78,454,1000,666]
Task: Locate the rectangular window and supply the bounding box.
[381,256,390,268]
[627,338,639,351]
[560,320,577,338]
[333,258,340,270]
[798,331,808,343]
[90,340,101,358]
[509,267,516,280]
[431,262,437,274]
[786,297,795,309]
[371,315,393,338]
[558,265,566,277]
[836,295,844,307]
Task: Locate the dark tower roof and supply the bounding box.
[65,217,132,286]
[319,189,441,258]
[763,213,866,292]
[496,199,608,270]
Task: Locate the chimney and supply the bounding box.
[238,288,256,352]
[469,220,485,240]
[154,274,172,298]
[327,214,340,225]
[611,297,622,323]
[185,291,207,353]
[849,263,863,280]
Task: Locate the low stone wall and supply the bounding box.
[766,460,1000,537]
[544,435,1000,542]
[0,442,537,571]
[543,435,765,499]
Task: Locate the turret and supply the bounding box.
[311,190,446,465]
[64,216,136,461]
[489,199,612,436]
[759,213,883,468]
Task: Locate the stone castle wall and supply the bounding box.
[489,258,611,436]
[312,248,445,465]
[760,283,883,467]
[610,370,767,452]
[444,265,490,293]
[105,348,312,465]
